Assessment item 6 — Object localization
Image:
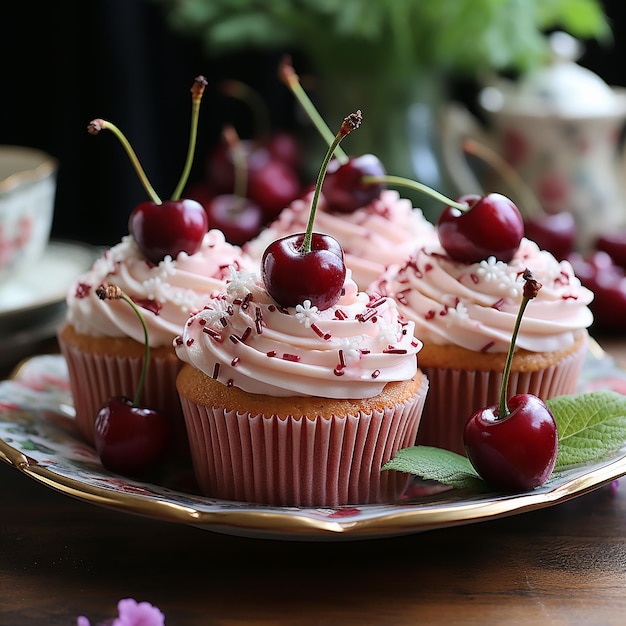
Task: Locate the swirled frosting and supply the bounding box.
[371,238,593,353]
[65,230,254,347]
[174,270,421,398]
[244,189,437,290]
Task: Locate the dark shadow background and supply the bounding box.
[1,0,624,247]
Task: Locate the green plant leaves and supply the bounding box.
[383,390,626,490]
[548,391,626,468]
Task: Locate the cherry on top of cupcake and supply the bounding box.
[261,110,362,312]
[87,76,209,265]
[280,57,526,265]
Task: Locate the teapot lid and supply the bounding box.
[480,32,621,118]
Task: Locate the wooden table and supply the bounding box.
[2,338,626,625]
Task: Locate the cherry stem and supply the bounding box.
[301,110,362,253]
[219,79,271,138]
[171,75,208,201]
[462,138,541,218]
[88,119,161,204]
[497,270,542,419]
[96,284,150,408]
[363,174,469,211]
[278,55,348,164]
[222,125,249,200]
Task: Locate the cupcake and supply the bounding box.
[174,269,428,507]
[371,237,593,455]
[244,189,437,290]
[58,229,254,452]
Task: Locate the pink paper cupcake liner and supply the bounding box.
[59,341,186,454]
[180,376,428,507]
[416,334,589,456]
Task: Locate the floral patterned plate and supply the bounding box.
[1,349,625,541]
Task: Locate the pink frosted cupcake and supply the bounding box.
[371,237,593,455]
[174,268,428,507]
[58,229,254,452]
[244,189,437,290]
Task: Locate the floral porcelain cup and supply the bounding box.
[0,146,57,283]
[442,32,626,251]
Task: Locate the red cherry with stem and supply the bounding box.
[93,285,169,476]
[524,211,576,261]
[262,232,346,310]
[88,76,209,263]
[437,193,524,263]
[201,126,264,244]
[262,111,362,310]
[128,199,208,263]
[95,397,169,476]
[463,271,558,491]
[322,154,387,213]
[278,56,383,213]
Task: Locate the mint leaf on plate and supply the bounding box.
[547,390,626,468]
[382,445,483,490]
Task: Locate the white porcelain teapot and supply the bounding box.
[442,32,626,250]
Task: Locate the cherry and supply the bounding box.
[88,76,210,264]
[95,397,169,476]
[595,228,626,270]
[524,210,576,261]
[567,250,626,333]
[262,111,362,311]
[205,194,263,246]
[263,130,301,169]
[463,271,558,491]
[437,193,524,263]
[248,156,301,221]
[322,154,387,213]
[262,232,345,310]
[93,284,169,476]
[128,199,208,264]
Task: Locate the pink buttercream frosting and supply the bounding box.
[65,230,254,347]
[244,189,437,290]
[371,237,593,353]
[174,269,422,398]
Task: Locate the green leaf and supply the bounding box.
[383,445,483,490]
[548,391,626,468]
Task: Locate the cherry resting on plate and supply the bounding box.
[437,193,524,263]
[463,270,558,491]
[262,111,363,310]
[88,76,210,264]
[94,285,169,476]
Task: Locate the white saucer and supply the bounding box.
[0,240,97,321]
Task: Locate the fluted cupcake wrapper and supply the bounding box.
[59,341,186,453]
[416,335,589,456]
[180,376,428,507]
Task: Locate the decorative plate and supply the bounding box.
[1,349,625,541]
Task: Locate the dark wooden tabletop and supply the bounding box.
[2,338,626,625]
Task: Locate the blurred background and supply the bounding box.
[0,0,624,247]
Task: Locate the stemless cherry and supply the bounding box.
[437,193,524,263]
[88,76,209,264]
[129,198,208,263]
[322,154,386,213]
[262,111,362,311]
[262,233,345,309]
[463,271,558,491]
